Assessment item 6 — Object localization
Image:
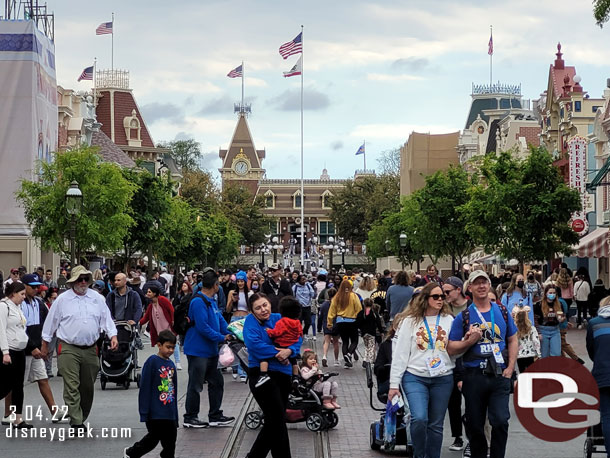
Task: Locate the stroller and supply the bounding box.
[584,423,606,458]
[99,321,139,390]
[366,362,413,455]
[228,339,340,432]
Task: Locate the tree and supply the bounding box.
[412,166,478,273]
[220,184,272,246]
[594,0,610,26]
[376,147,401,177]
[155,196,196,267]
[194,212,241,267]
[16,147,136,262]
[329,174,400,243]
[464,147,581,271]
[180,168,220,215]
[158,139,203,171]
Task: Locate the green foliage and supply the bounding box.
[193,212,241,267]
[16,147,136,262]
[180,169,220,215]
[594,0,610,26]
[158,139,203,171]
[220,184,272,246]
[329,175,400,243]
[463,147,581,267]
[155,197,196,266]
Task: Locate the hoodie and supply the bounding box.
[586,305,610,388]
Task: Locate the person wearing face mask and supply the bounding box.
[524,271,542,303]
[501,273,533,325]
[533,285,565,357]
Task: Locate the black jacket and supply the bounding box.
[261,277,293,313]
[24,296,48,355]
[356,308,384,337]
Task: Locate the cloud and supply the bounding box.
[200,151,220,171]
[391,57,430,72]
[198,95,234,115]
[330,140,343,150]
[366,73,424,82]
[350,123,460,140]
[267,88,330,111]
[140,102,185,125]
[174,131,192,141]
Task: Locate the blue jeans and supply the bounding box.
[173,342,181,364]
[462,369,511,458]
[600,387,610,458]
[539,325,561,357]
[402,371,453,458]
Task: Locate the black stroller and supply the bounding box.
[584,423,606,457]
[100,321,140,390]
[228,339,340,432]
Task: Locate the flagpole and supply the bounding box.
[111,12,114,72]
[300,24,305,272]
[241,60,245,109]
[363,139,366,171]
[93,57,97,106]
[489,25,492,88]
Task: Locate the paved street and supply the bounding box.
[1,327,595,457]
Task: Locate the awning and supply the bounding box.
[587,157,610,191]
[576,228,609,258]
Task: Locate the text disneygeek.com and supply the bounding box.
[5,423,132,441]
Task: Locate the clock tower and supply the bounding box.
[219,112,265,195]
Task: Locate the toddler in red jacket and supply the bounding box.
[257,297,303,387]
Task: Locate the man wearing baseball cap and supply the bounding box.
[447,270,517,458]
[41,266,117,429]
[261,264,292,313]
[3,274,62,424]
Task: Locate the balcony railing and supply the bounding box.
[96,70,130,89]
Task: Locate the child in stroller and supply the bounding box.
[99,321,140,390]
[300,349,341,409]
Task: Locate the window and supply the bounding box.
[264,190,275,209]
[293,191,302,209]
[266,196,274,208]
[575,101,581,112]
[319,221,335,244]
[560,108,564,119]
[593,106,602,113]
[321,190,333,209]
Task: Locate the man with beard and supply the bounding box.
[41,266,117,430]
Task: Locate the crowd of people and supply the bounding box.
[0,261,609,458]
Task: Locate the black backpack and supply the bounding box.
[174,292,211,336]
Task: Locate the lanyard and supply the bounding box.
[471,303,495,340]
[422,313,441,350]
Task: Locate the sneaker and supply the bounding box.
[353,351,359,361]
[1,415,11,425]
[577,358,586,365]
[344,354,353,367]
[13,421,33,429]
[449,437,464,451]
[240,375,247,382]
[209,415,235,427]
[322,357,328,367]
[312,336,317,341]
[183,419,209,428]
[176,362,183,370]
[333,360,341,367]
[232,368,238,380]
[255,374,270,388]
[123,447,132,458]
[462,443,471,458]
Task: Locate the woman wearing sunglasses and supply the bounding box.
[388,282,455,458]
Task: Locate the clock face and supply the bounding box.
[234,160,249,175]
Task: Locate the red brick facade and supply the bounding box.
[96,90,155,147]
[517,126,541,147]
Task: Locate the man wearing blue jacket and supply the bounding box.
[183,268,235,429]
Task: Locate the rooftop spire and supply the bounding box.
[554,42,565,70]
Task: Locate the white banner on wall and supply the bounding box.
[568,135,589,236]
[0,20,57,235]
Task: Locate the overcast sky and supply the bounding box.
[51,0,610,180]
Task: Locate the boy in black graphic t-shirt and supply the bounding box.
[124,330,179,458]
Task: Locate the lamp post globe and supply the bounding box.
[399,233,407,248]
[65,181,83,266]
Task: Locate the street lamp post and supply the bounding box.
[272,236,280,263]
[65,181,83,267]
[339,239,346,269]
[327,236,335,269]
[399,233,407,270]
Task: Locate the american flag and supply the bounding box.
[227,64,243,78]
[77,65,94,82]
[96,21,113,35]
[488,34,493,55]
[279,32,302,60]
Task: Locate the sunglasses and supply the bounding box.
[442,288,455,294]
[430,294,446,301]
[76,276,91,283]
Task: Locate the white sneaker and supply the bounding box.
[312,336,317,341]
[333,360,341,367]
[176,362,183,370]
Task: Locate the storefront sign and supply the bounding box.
[568,136,590,236]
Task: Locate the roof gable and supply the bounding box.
[220,113,264,169]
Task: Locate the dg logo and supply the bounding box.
[514,356,600,442]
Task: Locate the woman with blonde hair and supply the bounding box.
[388,282,455,458]
[556,268,574,308]
[355,275,375,300]
[327,279,363,368]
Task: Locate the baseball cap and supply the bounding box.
[22,273,43,286]
[10,268,19,274]
[445,276,464,290]
[269,263,281,271]
[468,270,490,283]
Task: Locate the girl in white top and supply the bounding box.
[0,282,31,428]
[388,282,455,458]
[355,275,376,300]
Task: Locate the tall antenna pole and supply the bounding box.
[93,57,97,106]
[489,25,493,88]
[241,60,244,110]
[300,24,305,272]
[111,12,114,72]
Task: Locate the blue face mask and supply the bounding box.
[546,293,556,301]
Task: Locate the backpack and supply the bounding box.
[174,292,211,335]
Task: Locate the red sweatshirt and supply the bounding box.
[266,317,303,347]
